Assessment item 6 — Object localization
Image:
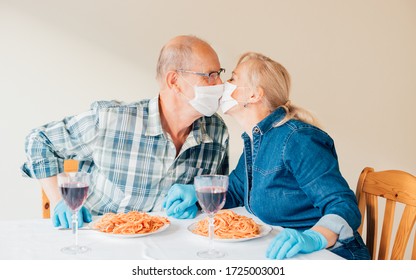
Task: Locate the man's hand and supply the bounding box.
[52,200,92,228]
[163,184,198,219]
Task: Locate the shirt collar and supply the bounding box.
[145,96,213,145]
[192,117,214,144]
[145,96,164,136]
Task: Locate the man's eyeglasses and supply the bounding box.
[177,68,225,84]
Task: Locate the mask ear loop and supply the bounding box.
[175,73,196,101]
[242,87,254,108]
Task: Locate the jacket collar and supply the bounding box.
[242,107,287,139]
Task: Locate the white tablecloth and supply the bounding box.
[0,207,343,260]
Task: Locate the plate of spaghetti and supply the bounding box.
[188,210,272,242]
[92,211,170,238]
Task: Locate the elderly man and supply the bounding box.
[21,35,229,228]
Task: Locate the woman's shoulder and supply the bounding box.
[277,119,333,143]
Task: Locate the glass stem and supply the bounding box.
[208,214,214,253]
[72,212,78,247]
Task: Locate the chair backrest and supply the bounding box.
[41,189,50,218]
[42,159,79,218]
[356,167,416,260]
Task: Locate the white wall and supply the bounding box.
[1,0,415,254]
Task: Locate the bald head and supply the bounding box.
[156,35,219,86]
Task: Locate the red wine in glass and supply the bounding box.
[196,186,227,215]
[194,175,228,259]
[57,171,91,254]
[60,182,89,211]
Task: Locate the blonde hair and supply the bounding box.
[237,52,320,127]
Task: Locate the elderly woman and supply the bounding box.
[165,52,370,260]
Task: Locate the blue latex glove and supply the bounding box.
[163,184,198,219]
[52,200,92,228]
[266,228,328,259]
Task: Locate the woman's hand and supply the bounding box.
[266,228,328,259]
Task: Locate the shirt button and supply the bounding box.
[253,127,260,133]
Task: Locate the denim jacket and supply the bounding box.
[225,107,361,241]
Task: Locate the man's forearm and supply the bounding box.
[39,176,61,211]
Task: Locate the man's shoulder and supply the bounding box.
[90,99,150,113]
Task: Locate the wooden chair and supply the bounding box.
[42,159,79,218]
[356,167,416,259]
[41,189,51,218]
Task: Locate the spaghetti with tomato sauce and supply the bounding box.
[93,211,170,234]
[192,210,260,239]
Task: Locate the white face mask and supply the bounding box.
[188,84,224,116]
[220,82,238,113]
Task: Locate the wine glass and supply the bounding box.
[194,175,229,259]
[57,171,90,254]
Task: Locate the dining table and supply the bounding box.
[0,207,344,260]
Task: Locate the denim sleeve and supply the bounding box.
[224,153,246,208]
[315,214,354,240]
[21,103,102,179]
[284,127,361,231]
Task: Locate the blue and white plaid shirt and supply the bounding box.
[21,97,229,214]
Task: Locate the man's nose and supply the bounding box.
[214,77,223,85]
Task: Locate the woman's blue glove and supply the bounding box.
[163,184,198,219]
[266,228,328,259]
[52,200,92,228]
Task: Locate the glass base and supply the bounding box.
[61,245,90,255]
[197,249,226,259]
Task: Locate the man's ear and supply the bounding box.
[166,71,181,93]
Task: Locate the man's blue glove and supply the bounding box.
[163,184,198,219]
[52,200,92,228]
[266,228,328,259]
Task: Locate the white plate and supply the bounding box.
[91,222,170,238]
[187,222,272,242]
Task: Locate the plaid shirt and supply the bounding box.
[21,97,229,214]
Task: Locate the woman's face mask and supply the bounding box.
[220,82,239,113]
